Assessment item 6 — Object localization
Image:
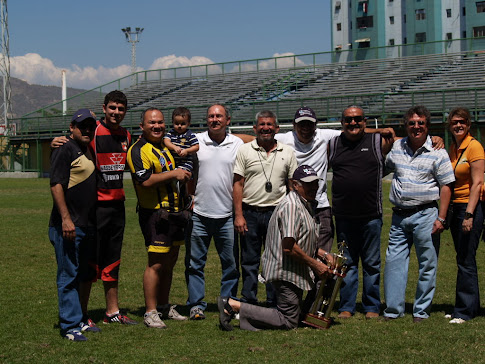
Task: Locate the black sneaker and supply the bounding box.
[103,312,138,325]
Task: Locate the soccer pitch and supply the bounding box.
[1,178,484,363]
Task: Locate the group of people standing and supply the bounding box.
[48,89,483,340]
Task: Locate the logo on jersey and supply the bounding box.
[136,169,147,178]
[110,153,124,164]
[121,141,128,152]
[100,153,125,172]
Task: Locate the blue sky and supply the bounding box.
[8,0,331,89]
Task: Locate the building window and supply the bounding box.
[463,30,467,38]
[335,1,341,11]
[473,26,485,37]
[416,9,426,20]
[404,14,407,23]
[389,0,393,2]
[390,16,395,24]
[415,32,427,43]
[357,16,374,28]
[446,9,452,17]
[389,39,395,46]
[358,41,370,48]
[463,7,466,16]
[404,37,407,44]
[446,33,453,40]
[477,1,485,13]
[337,23,342,31]
[358,1,369,13]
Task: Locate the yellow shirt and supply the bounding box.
[449,134,484,203]
[127,137,180,211]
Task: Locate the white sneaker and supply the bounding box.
[159,304,188,321]
[444,314,452,319]
[449,318,466,324]
[144,310,167,329]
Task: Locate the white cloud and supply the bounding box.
[9,52,303,89]
[149,54,214,69]
[10,53,133,89]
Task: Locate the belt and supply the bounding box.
[242,203,276,213]
[392,201,438,216]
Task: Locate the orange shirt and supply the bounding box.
[449,134,484,203]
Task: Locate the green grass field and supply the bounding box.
[1,178,484,363]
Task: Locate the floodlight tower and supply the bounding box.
[121,27,143,84]
[0,0,11,134]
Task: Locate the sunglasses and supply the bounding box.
[407,120,426,126]
[343,116,365,123]
[450,119,468,126]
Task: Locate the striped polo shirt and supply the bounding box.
[261,190,319,291]
[385,135,455,208]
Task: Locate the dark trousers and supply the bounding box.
[450,202,483,320]
[239,207,276,305]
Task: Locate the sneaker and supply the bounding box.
[103,312,138,325]
[159,304,188,321]
[63,329,87,342]
[444,314,452,319]
[144,310,167,329]
[80,318,101,333]
[449,318,466,324]
[189,307,205,320]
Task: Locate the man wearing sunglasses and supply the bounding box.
[383,105,454,323]
[328,105,395,320]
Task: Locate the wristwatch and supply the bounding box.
[464,212,474,219]
[436,217,446,225]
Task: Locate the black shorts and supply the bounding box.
[94,200,125,282]
[138,207,185,253]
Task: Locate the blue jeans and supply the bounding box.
[240,208,276,305]
[49,226,93,334]
[384,206,439,319]
[336,217,382,314]
[185,213,239,311]
[450,202,483,320]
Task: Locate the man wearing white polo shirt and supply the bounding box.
[185,104,243,320]
[275,107,341,253]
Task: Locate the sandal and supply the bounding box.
[217,296,235,331]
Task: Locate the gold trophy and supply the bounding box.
[303,241,348,329]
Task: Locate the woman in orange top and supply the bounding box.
[447,107,484,324]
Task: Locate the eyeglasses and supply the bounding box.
[343,116,365,123]
[450,119,468,126]
[407,120,426,126]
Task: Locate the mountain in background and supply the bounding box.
[8,77,96,118]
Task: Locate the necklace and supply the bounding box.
[257,145,277,193]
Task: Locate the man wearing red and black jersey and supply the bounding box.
[52,90,137,327]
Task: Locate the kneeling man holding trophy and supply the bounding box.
[217,165,335,331]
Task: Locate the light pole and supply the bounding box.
[121,27,143,84]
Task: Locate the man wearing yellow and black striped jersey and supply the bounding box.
[127,108,191,329]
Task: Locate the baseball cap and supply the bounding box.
[72,109,96,124]
[294,107,317,123]
[292,165,321,182]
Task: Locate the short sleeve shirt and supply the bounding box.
[385,135,455,208]
[261,191,319,291]
[164,129,199,171]
[127,136,180,211]
[49,138,96,228]
[449,134,485,203]
[275,128,341,208]
[233,140,297,207]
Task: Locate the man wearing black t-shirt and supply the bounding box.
[328,106,394,319]
[49,109,97,341]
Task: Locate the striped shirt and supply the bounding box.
[261,191,319,291]
[385,136,455,208]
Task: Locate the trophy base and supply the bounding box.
[302,313,333,330]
